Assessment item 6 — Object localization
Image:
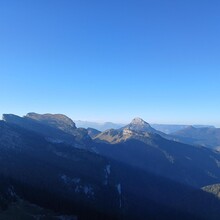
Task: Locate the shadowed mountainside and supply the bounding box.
[2,113,220,219]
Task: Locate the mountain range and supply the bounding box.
[77,117,220,150]
[1,113,220,219]
[93,117,220,188]
[75,119,214,134]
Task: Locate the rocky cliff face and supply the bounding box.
[3,113,92,149]
[26,112,77,132]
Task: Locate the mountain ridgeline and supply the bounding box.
[1,113,220,219]
[170,125,220,149]
[2,113,92,149]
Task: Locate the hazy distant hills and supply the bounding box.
[75,119,214,134]
[171,126,220,149]
[75,120,125,131]
[1,112,220,219]
[151,124,215,134]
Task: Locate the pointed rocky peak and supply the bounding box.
[124,117,154,133]
[130,117,150,126]
[95,118,168,144]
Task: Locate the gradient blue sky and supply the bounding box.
[0,0,220,126]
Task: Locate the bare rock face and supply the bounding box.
[94,118,159,144]
[126,117,153,132]
[131,117,148,125]
[25,112,77,132]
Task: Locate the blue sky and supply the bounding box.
[0,0,220,126]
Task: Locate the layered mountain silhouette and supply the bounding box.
[75,119,214,134]
[75,120,125,131]
[171,126,220,149]
[1,113,220,219]
[151,124,214,134]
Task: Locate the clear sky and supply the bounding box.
[0,0,220,126]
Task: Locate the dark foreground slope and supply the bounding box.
[1,121,220,219]
[0,122,220,219]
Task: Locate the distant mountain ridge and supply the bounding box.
[171,126,220,149]
[74,119,214,134]
[75,120,125,131]
[3,113,218,150]
[151,124,215,134]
